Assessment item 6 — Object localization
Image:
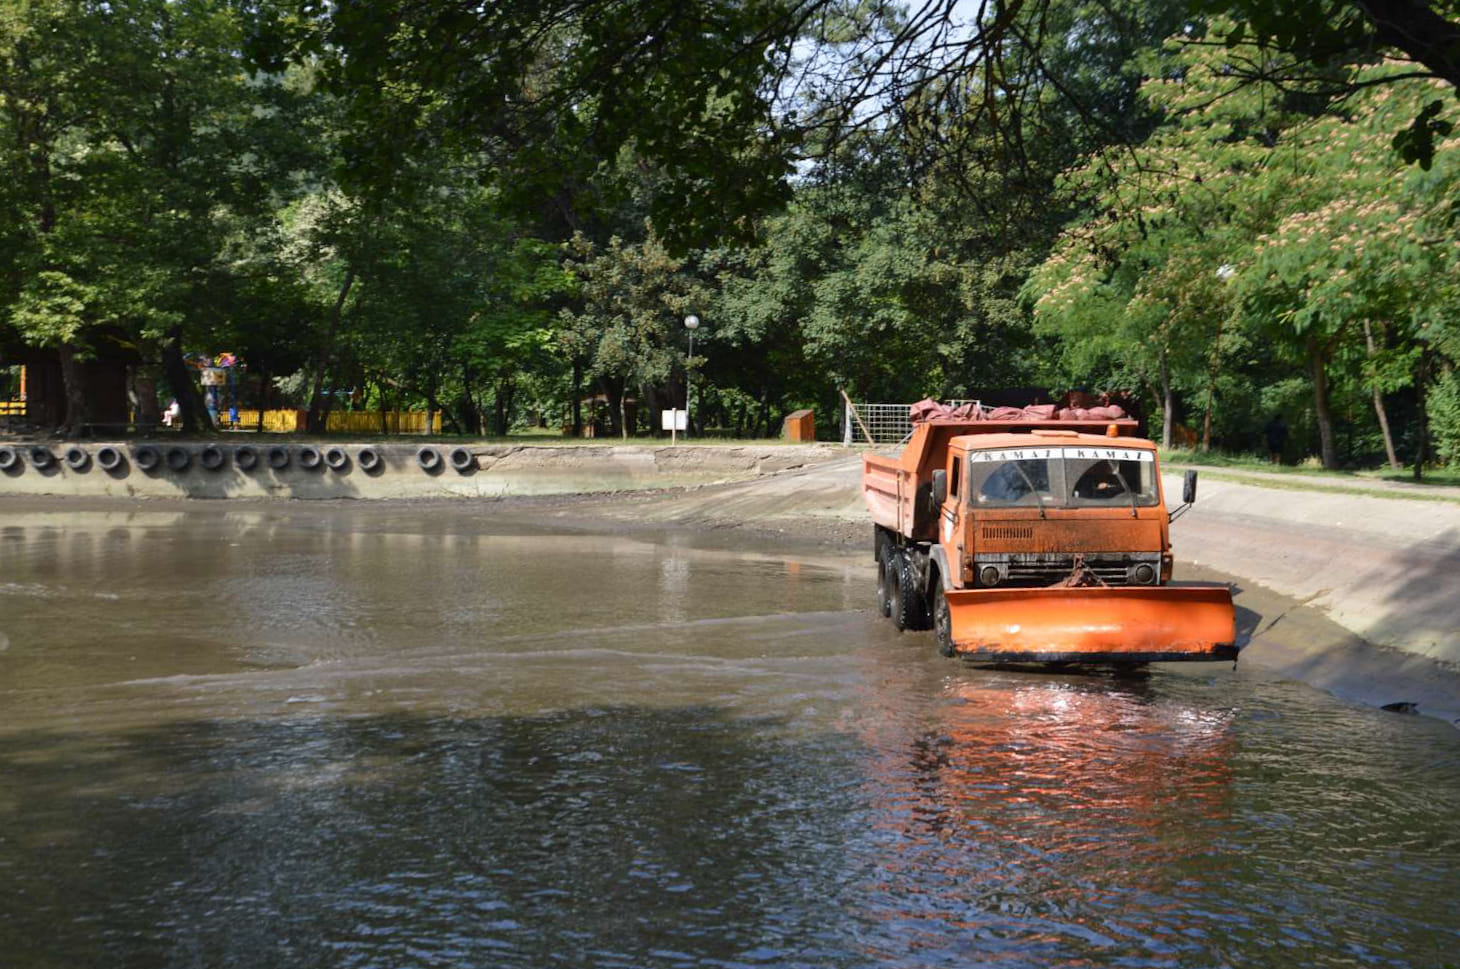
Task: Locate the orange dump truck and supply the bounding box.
[864,417,1237,664]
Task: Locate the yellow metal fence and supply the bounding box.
[229,409,443,434]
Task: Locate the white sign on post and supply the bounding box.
[662,408,687,444]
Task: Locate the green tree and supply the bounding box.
[559,226,710,437]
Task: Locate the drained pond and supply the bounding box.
[1,499,1457,968]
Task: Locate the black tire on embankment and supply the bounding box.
[417,447,442,472]
[64,446,89,471]
[96,446,124,472]
[449,447,474,472]
[298,446,322,470]
[200,445,225,471]
[357,447,382,473]
[234,446,258,471]
[267,446,289,470]
[325,447,349,471]
[29,446,54,469]
[133,445,160,471]
[165,447,190,472]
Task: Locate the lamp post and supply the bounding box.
[684,314,700,438]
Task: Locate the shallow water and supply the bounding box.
[1,500,1457,969]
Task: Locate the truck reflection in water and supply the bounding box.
[855,674,1237,963]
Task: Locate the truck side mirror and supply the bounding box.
[931,468,948,508]
[1183,469,1198,505]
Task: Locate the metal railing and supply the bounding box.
[843,399,981,446]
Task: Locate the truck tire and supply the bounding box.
[932,583,956,657]
[896,555,932,631]
[876,552,895,617]
[888,551,909,631]
[874,526,892,564]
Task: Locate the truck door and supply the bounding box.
[940,453,965,583]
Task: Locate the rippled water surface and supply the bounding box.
[1,500,1458,969]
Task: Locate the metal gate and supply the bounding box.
[842,399,981,445]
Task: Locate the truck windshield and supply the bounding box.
[969,447,1158,508]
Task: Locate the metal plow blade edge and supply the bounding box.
[943,584,1238,663]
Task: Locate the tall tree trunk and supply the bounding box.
[571,361,583,437]
[493,376,514,436]
[1309,337,1338,470]
[55,344,88,437]
[1413,348,1431,482]
[161,327,211,433]
[459,363,478,435]
[1200,318,1223,451]
[1364,321,1401,469]
[131,369,160,425]
[1158,350,1174,450]
[256,365,269,432]
[307,267,356,434]
[602,379,623,438]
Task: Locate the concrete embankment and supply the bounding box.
[0,441,845,499]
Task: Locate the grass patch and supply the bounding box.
[1361,467,1460,487]
[1173,468,1460,504]
[1160,447,1460,488]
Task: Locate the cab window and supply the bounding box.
[972,459,1054,507]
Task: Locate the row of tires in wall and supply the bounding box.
[0,444,478,475]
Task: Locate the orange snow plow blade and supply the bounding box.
[943,584,1237,663]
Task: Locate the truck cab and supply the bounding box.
[934,429,1173,591]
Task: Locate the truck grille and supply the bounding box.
[973,553,1161,588]
[981,524,1034,542]
[1004,561,1132,586]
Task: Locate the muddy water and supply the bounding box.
[1,499,1457,969]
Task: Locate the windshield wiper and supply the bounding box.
[1111,466,1139,518]
[1011,463,1047,520]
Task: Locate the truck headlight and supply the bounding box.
[979,565,1002,587]
[1130,563,1156,585]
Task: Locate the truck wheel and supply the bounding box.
[888,551,909,631]
[897,556,932,631]
[933,584,956,657]
[876,552,894,617]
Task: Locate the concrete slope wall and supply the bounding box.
[0,441,845,500]
[1162,473,1460,665]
